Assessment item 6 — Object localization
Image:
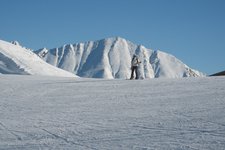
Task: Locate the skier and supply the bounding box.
[130,54,141,80]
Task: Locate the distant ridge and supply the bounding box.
[210,70,225,76]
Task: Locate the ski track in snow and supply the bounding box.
[0,75,225,149]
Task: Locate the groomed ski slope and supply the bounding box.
[0,75,225,150]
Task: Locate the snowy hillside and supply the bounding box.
[0,40,76,77]
[0,75,225,149]
[36,37,204,79]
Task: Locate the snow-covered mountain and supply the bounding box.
[0,40,76,77]
[35,37,204,79]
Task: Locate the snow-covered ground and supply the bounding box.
[0,75,225,150]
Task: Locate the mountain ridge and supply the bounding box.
[35,37,205,79]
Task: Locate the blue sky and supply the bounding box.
[0,0,224,75]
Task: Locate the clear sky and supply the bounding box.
[0,0,224,75]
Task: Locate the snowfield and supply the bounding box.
[0,75,225,150]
